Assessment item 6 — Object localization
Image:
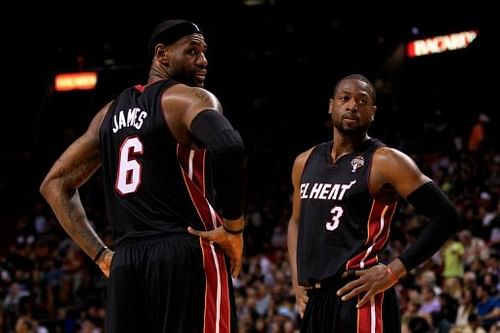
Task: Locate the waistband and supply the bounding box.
[303,270,357,291]
[117,232,198,248]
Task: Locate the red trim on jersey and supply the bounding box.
[200,239,231,333]
[177,145,231,333]
[346,201,397,270]
[133,85,145,92]
[357,292,384,333]
[177,147,210,229]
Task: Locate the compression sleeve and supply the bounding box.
[190,109,247,219]
[399,181,460,271]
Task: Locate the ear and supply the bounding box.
[371,105,377,120]
[155,44,169,63]
[328,98,334,114]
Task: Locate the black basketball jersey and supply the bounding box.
[99,80,219,245]
[297,139,398,285]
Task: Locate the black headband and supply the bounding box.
[149,21,203,56]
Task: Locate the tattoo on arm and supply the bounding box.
[43,137,105,260]
[59,148,101,188]
[192,88,211,104]
[59,189,104,260]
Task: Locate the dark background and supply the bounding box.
[0,1,496,236]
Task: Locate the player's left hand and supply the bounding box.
[188,225,243,278]
[336,264,397,308]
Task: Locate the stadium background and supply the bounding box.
[1,1,498,332]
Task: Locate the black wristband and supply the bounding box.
[223,224,244,235]
[93,246,108,262]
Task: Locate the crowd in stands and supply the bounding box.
[1,112,500,333]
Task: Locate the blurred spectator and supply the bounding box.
[78,319,102,333]
[14,315,33,333]
[416,270,442,297]
[3,282,30,315]
[451,313,487,332]
[458,230,490,268]
[456,288,477,327]
[434,292,458,333]
[402,298,422,333]
[32,201,47,235]
[418,286,441,329]
[468,113,491,152]
[442,236,465,299]
[475,282,500,331]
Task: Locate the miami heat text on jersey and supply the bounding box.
[300,180,357,201]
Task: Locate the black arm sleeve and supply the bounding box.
[399,181,460,271]
[190,109,247,219]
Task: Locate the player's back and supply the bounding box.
[99,79,211,245]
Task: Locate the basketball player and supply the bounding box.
[40,19,246,333]
[287,74,459,332]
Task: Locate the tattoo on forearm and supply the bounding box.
[64,191,103,257]
[50,148,103,258]
[52,192,102,260]
[59,149,101,188]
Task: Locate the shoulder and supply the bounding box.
[159,85,222,145]
[163,84,220,108]
[294,146,316,167]
[372,146,422,180]
[291,146,317,181]
[373,146,416,166]
[371,146,431,198]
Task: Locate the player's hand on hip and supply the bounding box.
[188,224,244,278]
[336,264,397,308]
[96,249,114,278]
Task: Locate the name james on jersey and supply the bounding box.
[112,108,148,133]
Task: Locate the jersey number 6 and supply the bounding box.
[116,136,144,195]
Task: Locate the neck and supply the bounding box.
[331,130,369,161]
[147,65,169,85]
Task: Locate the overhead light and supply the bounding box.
[54,72,98,92]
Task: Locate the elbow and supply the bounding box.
[39,177,50,199]
[39,176,60,201]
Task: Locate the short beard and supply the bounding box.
[333,120,370,137]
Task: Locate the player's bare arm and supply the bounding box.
[40,103,113,275]
[372,147,431,198]
[162,84,221,146]
[287,148,313,317]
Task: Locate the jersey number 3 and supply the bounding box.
[326,206,344,231]
[116,136,144,195]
